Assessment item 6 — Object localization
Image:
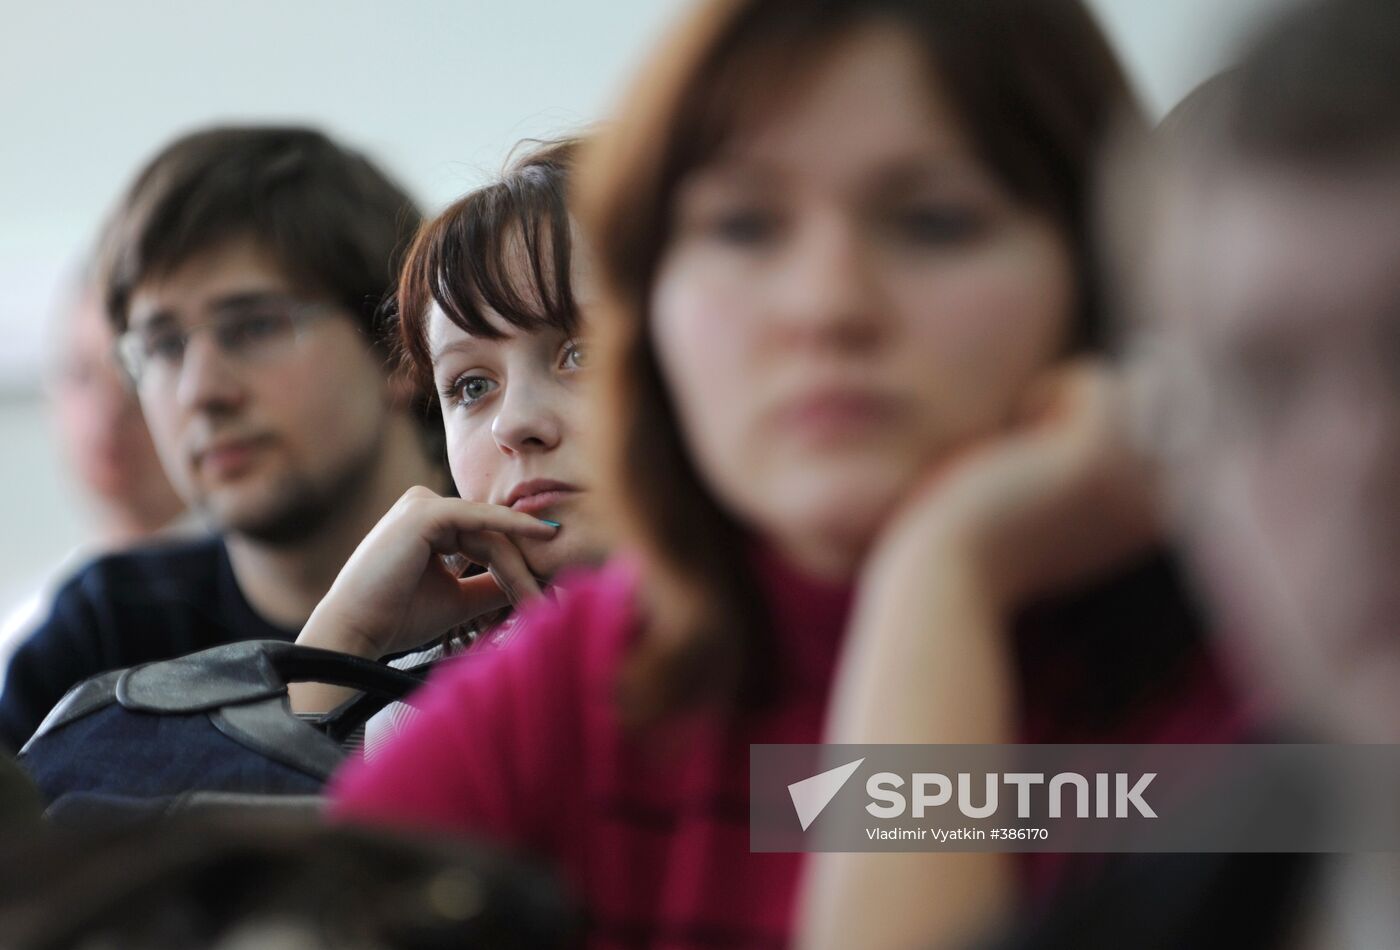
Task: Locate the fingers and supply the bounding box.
[454,571,514,614]
[391,487,560,556]
[438,500,559,544]
[479,539,544,607]
[387,486,558,609]
[1014,360,1116,431]
[1006,363,1137,482]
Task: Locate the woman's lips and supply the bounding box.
[504,478,583,516]
[773,390,907,442]
[509,489,579,516]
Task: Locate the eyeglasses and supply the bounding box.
[115,300,337,388]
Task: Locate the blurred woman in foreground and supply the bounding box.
[327,2,1242,947]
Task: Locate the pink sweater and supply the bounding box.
[329,549,1241,949]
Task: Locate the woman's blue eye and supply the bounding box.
[443,375,497,407]
[560,340,588,370]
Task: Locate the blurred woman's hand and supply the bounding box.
[865,359,1161,608]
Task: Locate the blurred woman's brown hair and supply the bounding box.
[576,0,1145,722]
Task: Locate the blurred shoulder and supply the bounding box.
[61,535,225,602]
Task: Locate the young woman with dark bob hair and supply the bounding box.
[290,138,610,734]
[326,1,1243,946]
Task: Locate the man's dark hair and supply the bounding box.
[1224,0,1400,167]
[102,125,422,350]
[100,125,441,451]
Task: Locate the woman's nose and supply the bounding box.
[769,213,884,351]
[490,379,565,454]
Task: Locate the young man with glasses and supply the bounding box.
[0,126,445,751]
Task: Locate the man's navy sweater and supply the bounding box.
[0,536,297,751]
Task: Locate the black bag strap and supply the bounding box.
[320,659,438,744]
[30,641,435,790]
[266,643,426,700]
[115,641,427,715]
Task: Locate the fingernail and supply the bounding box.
[539,519,561,528]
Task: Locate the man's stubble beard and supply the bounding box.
[194,429,387,549]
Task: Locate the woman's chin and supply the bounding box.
[518,532,605,587]
[760,498,903,582]
[789,472,908,537]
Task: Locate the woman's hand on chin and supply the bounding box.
[295,485,559,663]
[865,359,1162,609]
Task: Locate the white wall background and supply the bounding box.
[0,0,1293,604]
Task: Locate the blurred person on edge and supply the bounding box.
[1148,1,1400,945]
[993,1,1400,947]
[0,268,189,686]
